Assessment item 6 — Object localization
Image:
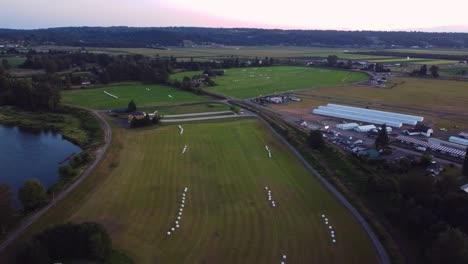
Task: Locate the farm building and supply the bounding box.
[354,125,377,133]
[459,132,468,139]
[312,104,423,128]
[449,136,468,146]
[336,123,359,130]
[403,124,434,137]
[397,136,466,158]
[461,184,468,194]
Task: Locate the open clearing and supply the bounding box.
[272,77,468,131]
[62,83,208,109]
[172,66,368,99]
[9,118,377,263]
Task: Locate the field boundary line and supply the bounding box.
[0,110,112,253]
[255,115,391,264]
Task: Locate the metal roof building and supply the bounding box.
[312,104,424,128]
[397,136,466,158]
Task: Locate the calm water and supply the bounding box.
[0,124,82,204]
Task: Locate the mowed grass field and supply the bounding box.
[62,83,209,109]
[274,77,468,130]
[10,118,378,263]
[68,119,377,263]
[172,66,368,99]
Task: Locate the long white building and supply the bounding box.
[312,104,424,128]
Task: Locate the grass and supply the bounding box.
[172,66,368,99]
[367,58,456,65]
[273,77,468,131]
[0,56,26,68]
[2,118,378,264]
[140,102,231,115]
[62,83,209,110]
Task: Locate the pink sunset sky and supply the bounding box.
[1,0,468,32]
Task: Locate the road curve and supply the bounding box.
[0,110,112,253]
[256,116,391,264]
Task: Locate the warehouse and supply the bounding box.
[449,136,468,146]
[312,104,425,128]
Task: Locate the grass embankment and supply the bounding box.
[62,83,209,110]
[171,66,368,99]
[1,118,378,264]
[0,106,103,148]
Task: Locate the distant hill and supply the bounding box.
[1,27,468,48]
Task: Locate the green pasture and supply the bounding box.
[62,83,208,109]
[172,66,368,99]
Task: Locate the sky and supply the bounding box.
[1,0,468,32]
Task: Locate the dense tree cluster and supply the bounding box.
[0,184,16,234]
[0,69,61,111]
[375,124,390,149]
[368,158,468,263]
[18,179,47,213]
[308,130,325,149]
[411,64,439,78]
[17,222,113,264]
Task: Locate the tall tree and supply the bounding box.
[0,184,15,234]
[375,124,389,148]
[419,64,428,76]
[308,130,325,149]
[18,179,47,212]
[430,65,440,78]
[463,147,468,176]
[127,100,136,112]
[326,55,338,67]
[1,59,10,70]
[427,228,468,264]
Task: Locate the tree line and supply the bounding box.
[2,27,468,48]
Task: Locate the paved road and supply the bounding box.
[0,110,112,253]
[243,104,391,264]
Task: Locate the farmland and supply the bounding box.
[272,77,468,130]
[5,118,377,263]
[62,83,209,109]
[172,66,368,99]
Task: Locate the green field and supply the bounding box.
[0,56,26,68]
[172,66,368,99]
[62,83,208,109]
[13,118,376,263]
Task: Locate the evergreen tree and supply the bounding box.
[430,65,440,78]
[127,100,136,112]
[308,130,325,149]
[18,179,47,212]
[375,124,389,148]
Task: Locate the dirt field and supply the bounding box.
[271,77,468,132]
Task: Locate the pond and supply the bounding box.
[0,125,82,205]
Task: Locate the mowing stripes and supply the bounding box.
[264,187,276,208]
[182,145,188,154]
[265,145,272,158]
[103,91,118,99]
[321,214,337,244]
[167,187,189,236]
[178,125,184,135]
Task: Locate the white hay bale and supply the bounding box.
[283,254,287,259]
[167,231,171,236]
[177,216,181,220]
[265,187,268,190]
[182,193,186,197]
[331,230,335,234]
[179,212,182,216]
[268,196,271,201]
[181,204,184,208]
[175,221,179,225]
[322,214,325,218]
[325,218,328,221]
[332,239,336,243]
[171,227,175,231]
[331,234,335,238]
[179,208,183,212]
[184,187,188,192]
[168,95,173,98]
[329,226,332,229]
[176,224,179,228]
[272,204,276,207]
